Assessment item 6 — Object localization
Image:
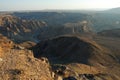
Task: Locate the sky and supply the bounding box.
[0,0,120,11]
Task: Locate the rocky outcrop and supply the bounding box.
[0,34,53,80]
[0,49,53,80]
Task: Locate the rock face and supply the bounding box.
[0,15,47,43]
[0,34,53,80]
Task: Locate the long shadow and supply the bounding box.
[31,36,96,65]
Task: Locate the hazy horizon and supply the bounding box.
[0,0,120,11]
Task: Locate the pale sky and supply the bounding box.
[0,0,120,11]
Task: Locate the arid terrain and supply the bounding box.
[0,8,120,80]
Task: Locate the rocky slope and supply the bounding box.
[0,13,120,80]
[32,35,114,64]
[0,14,47,43]
[32,34,120,80]
[0,34,53,80]
[0,33,120,80]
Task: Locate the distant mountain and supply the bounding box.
[13,11,120,32]
[0,14,93,42]
[104,7,120,13]
[37,21,93,40]
[13,12,87,25]
[0,14,47,43]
